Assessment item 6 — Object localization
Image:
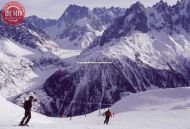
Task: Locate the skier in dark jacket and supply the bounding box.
[104,109,112,124]
[19,96,34,126]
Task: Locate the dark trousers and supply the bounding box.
[20,110,31,125]
[104,116,110,124]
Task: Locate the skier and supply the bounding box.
[103,109,112,124]
[19,96,34,126]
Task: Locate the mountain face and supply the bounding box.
[0,12,73,98]
[26,15,57,30]
[0,18,49,49]
[100,2,148,45]
[100,0,190,46]
[22,57,187,117]
[11,0,190,117]
[44,5,126,49]
[59,5,90,24]
[25,5,125,49]
[150,0,190,32]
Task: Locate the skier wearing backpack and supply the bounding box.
[103,109,112,124]
[19,96,34,126]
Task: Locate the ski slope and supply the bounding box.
[0,87,190,129]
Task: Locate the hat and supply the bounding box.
[29,96,33,99]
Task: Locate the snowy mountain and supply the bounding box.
[0,12,81,98]
[11,0,190,117]
[44,5,125,49]
[26,5,125,50]
[0,0,190,119]
[26,15,57,30]
[0,19,50,49]
[1,87,190,129]
[100,0,190,45]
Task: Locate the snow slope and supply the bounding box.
[0,38,37,97]
[0,38,81,98]
[1,87,190,129]
[85,30,190,70]
[0,96,51,124]
[111,87,190,112]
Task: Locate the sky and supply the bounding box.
[0,0,178,19]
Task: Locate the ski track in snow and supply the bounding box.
[0,87,190,129]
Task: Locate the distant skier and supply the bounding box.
[103,109,112,124]
[19,96,35,126]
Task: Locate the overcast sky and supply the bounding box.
[0,0,178,19]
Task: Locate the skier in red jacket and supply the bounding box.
[104,109,112,124]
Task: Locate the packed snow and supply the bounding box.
[0,87,190,129]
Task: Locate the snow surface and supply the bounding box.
[0,87,190,129]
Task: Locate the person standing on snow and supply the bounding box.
[19,96,35,126]
[103,109,112,124]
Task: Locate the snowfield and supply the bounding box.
[0,87,190,129]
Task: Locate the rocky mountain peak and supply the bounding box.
[128,1,146,12]
[99,2,148,46]
[124,1,148,30]
[154,0,169,12]
[59,4,90,24]
[26,15,57,29]
[174,0,190,12]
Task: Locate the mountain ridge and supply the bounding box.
[1,0,190,118]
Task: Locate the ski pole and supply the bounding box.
[9,114,23,122]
